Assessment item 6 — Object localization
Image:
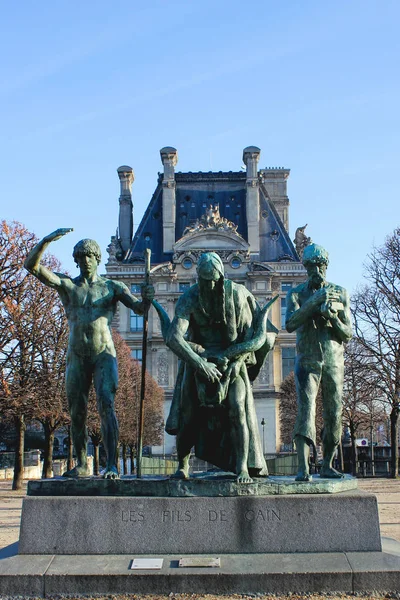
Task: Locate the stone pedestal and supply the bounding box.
[19,475,381,555]
[6,475,400,596]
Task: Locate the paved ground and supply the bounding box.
[0,481,26,551]
[0,478,399,599]
[358,478,400,543]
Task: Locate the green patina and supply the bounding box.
[153,251,278,484]
[285,243,352,482]
[24,228,153,479]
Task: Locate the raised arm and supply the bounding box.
[24,228,73,288]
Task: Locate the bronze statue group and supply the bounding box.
[25,230,351,483]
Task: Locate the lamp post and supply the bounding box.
[261,418,266,456]
[162,420,165,461]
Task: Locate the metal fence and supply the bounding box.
[346,458,392,477]
[0,450,40,468]
[119,454,301,477]
[266,453,298,476]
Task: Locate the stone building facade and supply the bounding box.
[105,146,306,455]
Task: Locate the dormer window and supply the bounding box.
[231,257,241,269]
[182,258,193,270]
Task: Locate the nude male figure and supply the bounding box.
[285,243,352,481]
[24,228,153,479]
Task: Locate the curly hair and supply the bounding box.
[72,239,102,265]
[302,243,329,267]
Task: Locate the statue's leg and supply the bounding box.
[294,436,312,481]
[94,353,119,480]
[320,364,344,479]
[63,354,92,478]
[294,361,321,481]
[170,368,195,480]
[171,427,193,479]
[227,376,252,483]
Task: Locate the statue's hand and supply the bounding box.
[202,351,229,371]
[197,359,222,383]
[312,287,341,307]
[44,228,73,243]
[321,301,344,320]
[141,283,155,302]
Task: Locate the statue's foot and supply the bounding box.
[295,470,312,482]
[103,466,119,480]
[170,468,189,480]
[319,466,344,479]
[62,465,90,478]
[237,470,253,484]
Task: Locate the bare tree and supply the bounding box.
[342,339,383,474]
[32,301,69,478]
[0,221,70,487]
[114,332,139,475]
[114,332,164,473]
[352,227,400,477]
[142,373,164,449]
[0,223,53,486]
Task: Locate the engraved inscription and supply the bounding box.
[122,510,144,522]
[208,510,227,522]
[120,506,282,526]
[162,510,192,523]
[244,509,281,522]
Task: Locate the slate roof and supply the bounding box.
[124,171,298,264]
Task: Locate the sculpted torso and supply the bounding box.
[189,294,224,350]
[286,280,352,364]
[57,275,119,358]
[291,282,347,361]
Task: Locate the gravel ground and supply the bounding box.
[8,590,393,599]
[0,478,399,600]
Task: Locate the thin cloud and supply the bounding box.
[11,42,306,143]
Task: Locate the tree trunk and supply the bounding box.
[93,442,100,476]
[12,415,26,491]
[42,420,55,479]
[122,443,128,475]
[67,425,74,471]
[337,440,344,472]
[350,423,358,476]
[129,445,135,474]
[390,406,399,478]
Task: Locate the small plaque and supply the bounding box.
[179,557,220,568]
[130,558,163,570]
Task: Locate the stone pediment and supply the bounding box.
[174,227,249,253]
[174,204,250,254]
[150,262,176,277]
[250,262,275,272]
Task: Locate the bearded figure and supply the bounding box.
[153,252,278,483]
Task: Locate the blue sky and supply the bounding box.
[1,0,399,294]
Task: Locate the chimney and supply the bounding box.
[117,165,134,253]
[242,146,261,257]
[260,167,291,231]
[160,147,178,254]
